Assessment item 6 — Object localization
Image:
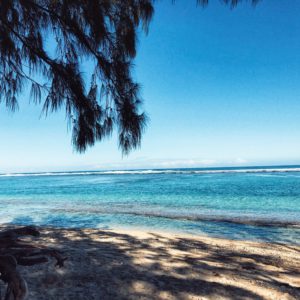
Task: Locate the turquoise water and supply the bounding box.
[1,166,300,244]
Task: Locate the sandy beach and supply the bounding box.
[0,226,299,300]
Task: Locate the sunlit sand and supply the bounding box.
[1,226,299,300]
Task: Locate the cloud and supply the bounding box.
[158,159,217,168]
[91,158,218,170]
[234,158,248,164]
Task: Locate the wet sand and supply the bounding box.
[1,226,300,299]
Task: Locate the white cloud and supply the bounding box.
[234,158,248,164]
[91,158,219,170]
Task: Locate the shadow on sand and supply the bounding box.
[1,226,300,299]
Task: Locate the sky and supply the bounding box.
[0,0,300,173]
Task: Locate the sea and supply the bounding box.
[1,165,300,245]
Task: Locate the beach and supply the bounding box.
[1,169,300,299]
[1,226,299,300]
[1,168,300,245]
[1,1,299,299]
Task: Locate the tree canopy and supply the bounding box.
[0,0,259,154]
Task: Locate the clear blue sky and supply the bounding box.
[0,0,300,172]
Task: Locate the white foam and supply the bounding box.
[1,167,300,177]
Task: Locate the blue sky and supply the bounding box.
[0,0,300,172]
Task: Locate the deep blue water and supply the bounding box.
[1,165,300,244]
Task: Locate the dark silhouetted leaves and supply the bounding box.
[0,0,259,153]
[0,0,153,153]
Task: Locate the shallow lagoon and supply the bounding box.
[1,166,300,244]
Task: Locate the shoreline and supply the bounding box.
[2,221,300,246]
[1,225,299,299]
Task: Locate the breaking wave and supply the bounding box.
[1,166,300,178]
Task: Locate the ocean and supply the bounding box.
[1,165,300,244]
